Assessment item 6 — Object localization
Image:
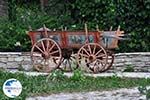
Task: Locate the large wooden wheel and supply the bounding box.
[77,43,108,73]
[31,38,62,72]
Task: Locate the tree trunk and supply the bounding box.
[40,0,48,12]
[8,0,16,22]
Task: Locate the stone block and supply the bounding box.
[15,57,23,62]
[21,61,31,65]
[6,62,19,68]
[123,62,133,65]
[114,59,125,63]
[131,62,145,67]
[8,57,14,61]
[23,57,31,62]
[22,65,33,71]
[141,57,150,62]
[22,52,30,56]
[113,63,124,67]
[0,57,7,62]
[0,63,7,67]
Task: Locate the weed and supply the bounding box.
[138,85,150,100]
[71,69,85,82]
[46,69,65,82]
[18,64,24,71]
[123,65,134,72]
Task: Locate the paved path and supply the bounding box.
[26,87,146,100]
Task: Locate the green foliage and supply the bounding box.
[68,0,150,52]
[71,69,85,81]
[0,3,59,51]
[138,86,150,100]
[46,69,65,82]
[18,64,24,71]
[114,0,150,52]
[0,0,149,52]
[123,65,134,72]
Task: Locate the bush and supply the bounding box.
[0,0,149,52]
[0,5,59,51]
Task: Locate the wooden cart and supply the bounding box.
[28,24,124,73]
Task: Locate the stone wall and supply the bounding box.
[0,52,150,72]
[112,52,150,72]
[0,0,8,17]
[0,52,32,71]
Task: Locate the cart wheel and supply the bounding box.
[77,43,108,73]
[31,38,62,72]
[101,52,114,72]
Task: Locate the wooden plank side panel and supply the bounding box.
[28,30,123,49]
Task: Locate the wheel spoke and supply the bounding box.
[51,56,61,58]
[79,53,89,58]
[97,59,105,63]
[96,54,106,58]
[35,45,44,54]
[88,44,92,54]
[81,47,90,56]
[41,40,46,52]
[49,50,59,55]
[95,49,103,56]
[48,43,55,53]
[46,40,50,51]
[93,45,96,54]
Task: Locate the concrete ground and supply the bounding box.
[26,87,146,100]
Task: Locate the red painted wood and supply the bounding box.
[28,30,123,49]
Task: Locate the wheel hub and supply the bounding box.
[43,51,49,59]
[88,54,96,62]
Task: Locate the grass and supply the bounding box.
[0,70,150,100]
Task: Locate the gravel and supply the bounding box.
[26,87,146,100]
